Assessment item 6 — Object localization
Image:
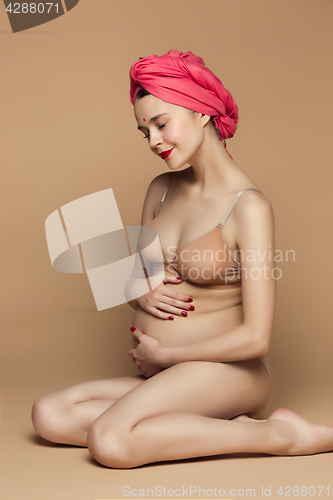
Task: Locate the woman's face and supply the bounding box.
[134,94,207,169]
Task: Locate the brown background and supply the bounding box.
[0,1,332,499]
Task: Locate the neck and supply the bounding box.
[185,131,240,193]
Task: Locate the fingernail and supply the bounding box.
[130,327,136,332]
[168,315,174,320]
[181,311,187,317]
[189,305,195,311]
[176,277,182,280]
[187,297,193,302]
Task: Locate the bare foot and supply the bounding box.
[268,408,333,456]
[231,414,267,423]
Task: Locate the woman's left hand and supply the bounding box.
[129,328,170,378]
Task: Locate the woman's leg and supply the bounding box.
[31,375,146,446]
[87,359,272,467]
[86,360,333,468]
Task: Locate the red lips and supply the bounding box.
[159,148,174,159]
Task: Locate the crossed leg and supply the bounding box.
[32,359,333,468]
[86,358,272,467]
[32,359,268,452]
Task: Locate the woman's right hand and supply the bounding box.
[136,274,194,320]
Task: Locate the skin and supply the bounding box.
[31,94,333,468]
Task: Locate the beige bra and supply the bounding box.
[147,173,264,288]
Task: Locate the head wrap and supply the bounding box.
[129,49,239,158]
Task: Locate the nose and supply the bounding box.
[148,129,163,149]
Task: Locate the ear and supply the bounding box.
[200,114,211,127]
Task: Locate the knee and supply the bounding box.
[31,393,66,443]
[87,421,133,469]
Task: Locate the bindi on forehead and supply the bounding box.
[137,113,170,131]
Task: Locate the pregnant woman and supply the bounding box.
[32,50,333,468]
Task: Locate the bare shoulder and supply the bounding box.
[233,188,274,221]
[231,189,275,248]
[148,171,173,194]
[140,172,173,226]
[145,171,173,209]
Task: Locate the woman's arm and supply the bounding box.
[166,323,269,365]
[164,190,276,364]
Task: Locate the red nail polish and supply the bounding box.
[181,311,187,317]
[168,316,174,320]
[130,327,136,332]
[176,277,182,280]
[189,305,195,311]
[187,297,193,302]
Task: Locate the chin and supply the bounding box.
[168,164,184,170]
[167,164,187,172]
[165,157,189,171]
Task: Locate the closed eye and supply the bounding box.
[143,124,166,140]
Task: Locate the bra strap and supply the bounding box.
[219,188,264,226]
[153,173,174,218]
[161,173,174,203]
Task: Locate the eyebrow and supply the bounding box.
[137,113,170,130]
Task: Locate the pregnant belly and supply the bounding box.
[133,280,243,348]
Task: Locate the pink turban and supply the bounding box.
[129,49,239,158]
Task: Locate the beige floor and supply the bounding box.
[0,376,332,500]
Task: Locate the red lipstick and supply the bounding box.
[159,148,174,160]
